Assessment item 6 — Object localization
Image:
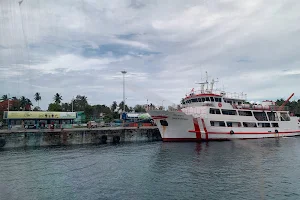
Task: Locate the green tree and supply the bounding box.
[119,101,129,112]
[111,101,118,112]
[84,105,93,121]
[48,103,62,111]
[19,96,27,110]
[1,94,8,101]
[62,103,71,112]
[73,95,88,111]
[134,104,146,113]
[34,92,41,107]
[26,98,32,110]
[33,106,41,111]
[53,93,62,104]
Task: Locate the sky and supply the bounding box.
[0,0,300,109]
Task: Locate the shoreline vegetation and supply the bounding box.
[1,93,300,123]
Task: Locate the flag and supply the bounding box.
[191,88,194,92]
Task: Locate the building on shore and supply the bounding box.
[3,111,77,129]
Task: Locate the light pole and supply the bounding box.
[7,93,10,112]
[71,96,74,112]
[121,71,127,113]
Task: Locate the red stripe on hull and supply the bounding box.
[201,118,208,140]
[193,118,201,139]
[152,116,168,119]
[162,138,228,142]
[163,138,203,142]
[162,134,300,142]
[208,131,300,135]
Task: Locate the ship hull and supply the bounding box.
[148,110,300,141]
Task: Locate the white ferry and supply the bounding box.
[147,75,300,141]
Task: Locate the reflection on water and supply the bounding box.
[1,138,300,200]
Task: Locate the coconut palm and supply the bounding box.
[53,93,62,104]
[25,98,33,110]
[1,94,8,101]
[34,92,41,106]
[19,96,27,110]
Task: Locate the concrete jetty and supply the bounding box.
[0,127,161,149]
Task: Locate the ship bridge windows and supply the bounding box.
[210,121,226,127]
[215,97,222,102]
[280,112,290,121]
[243,122,257,127]
[267,112,279,121]
[258,123,271,128]
[272,123,279,127]
[222,109,237,115]
[253,112,268,121]
[191,98,198,103]
[209,108,221,114]
[226,122,241,127]
[238,111,253,116]
[205,97,210,102]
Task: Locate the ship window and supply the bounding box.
[226,122,241,127]
[272,123,279,127]
[210,121,226,127]
[160,120,168,126]
[253,112,268,121]
[258,123,271,128]
[215,98,221,102]
[210,97,215,102]
[209,108,221,114]
[205,97,210,102]
[228,101,232,104]
[243,122,257,127]
[198,98,202,102]
[202,98,206,102]
[267,112,279,121]
[222,109,237,115]
[191,98,198,102]
[280,112,290,121]
[238,111,252,116]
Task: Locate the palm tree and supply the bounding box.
[1,94,8,101]
[19,96,27,110]
[53,93,62,104]
[25,98,33,111]
[34,92,41,106]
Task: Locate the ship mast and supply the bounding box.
[196,72,219,94]
[196,71,208,94]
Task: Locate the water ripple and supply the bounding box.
[1,139,300,200]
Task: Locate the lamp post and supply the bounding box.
[121,71,127,113]
[7,93,10,111]
[71,96,74,112]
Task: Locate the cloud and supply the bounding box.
[1,0,300,109]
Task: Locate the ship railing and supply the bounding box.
[234,105,289,112]
[185,90,247,100]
